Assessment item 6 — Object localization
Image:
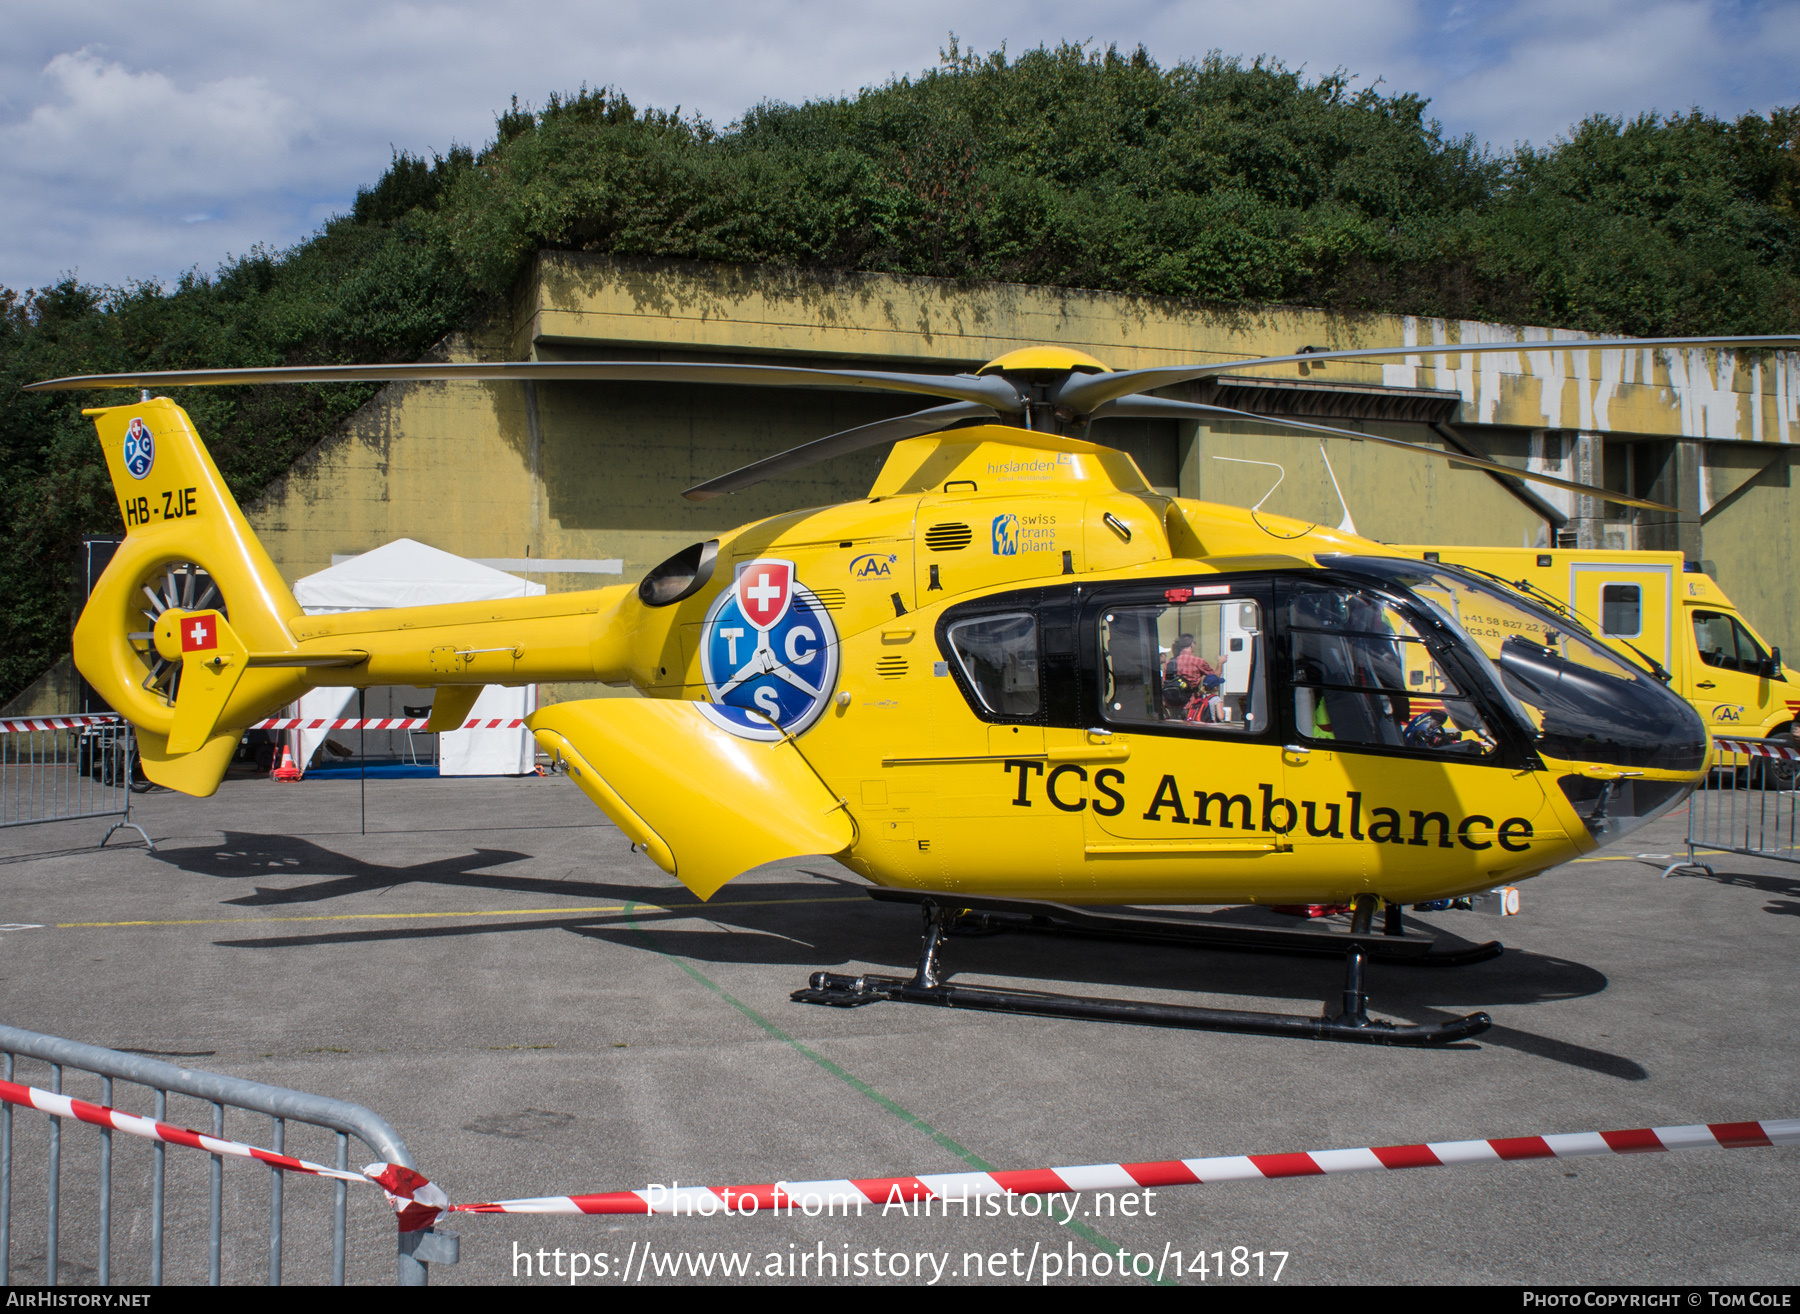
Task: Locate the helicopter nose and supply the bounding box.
[1497,634,1708,774]
[1553,772,1693,849]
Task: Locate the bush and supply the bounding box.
[428,44,1799,333]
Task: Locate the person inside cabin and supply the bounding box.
[1162,633,1214,720]
[1192,672,1229,723]
[1402,704,1494,755]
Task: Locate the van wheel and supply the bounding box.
[1751,726,1798,790]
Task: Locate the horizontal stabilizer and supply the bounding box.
[243,651,369,668]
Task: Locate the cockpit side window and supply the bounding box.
[1283,584,1497,757]
[1320,556,1709,772]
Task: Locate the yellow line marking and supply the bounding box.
[55,894,864,930]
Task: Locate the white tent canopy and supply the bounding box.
[287,539,543,776]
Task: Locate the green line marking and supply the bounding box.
[623,902,1161,1279]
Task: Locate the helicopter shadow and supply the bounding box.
[154,830,636,905]
[569,897,1648,1081]
[189,846,1647,1082]
[207,873,900,953]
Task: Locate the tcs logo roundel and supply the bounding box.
[698,558,840,741]
[123,417,155,480]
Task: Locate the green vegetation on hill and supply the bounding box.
[437,42,1799,333]
[2,41,1797,704]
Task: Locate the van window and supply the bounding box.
[1600,584,1642,637]
[1099,598,1266,732]
[947,613,1039,715]
[1692,610,1768,673]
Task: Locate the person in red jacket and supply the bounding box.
[1163,634,1216,720]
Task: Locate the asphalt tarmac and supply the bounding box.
[0,769,1794,1287]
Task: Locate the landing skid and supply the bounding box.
[863,888,1504,968]
[792,893,1496,1047]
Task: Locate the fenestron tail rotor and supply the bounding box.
[132,563,223,706]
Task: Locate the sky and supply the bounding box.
[3,0,1798,294]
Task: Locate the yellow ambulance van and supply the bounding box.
[1392,546,1795,752]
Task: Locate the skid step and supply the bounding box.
[795,971,1492,1047]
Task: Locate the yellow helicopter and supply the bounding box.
[29,333,1790,1045]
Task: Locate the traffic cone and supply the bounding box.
[271,744,302,782]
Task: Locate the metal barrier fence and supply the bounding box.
[0,716,153,852]
[0,1025,455,1285]
[1668,736,1799,877]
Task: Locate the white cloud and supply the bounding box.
[1431,0,1800,148]
[9,49,302,195]
[1,0,1795,291]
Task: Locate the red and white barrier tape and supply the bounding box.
[3,1077,1792,1233]
[0,714,120,735]
[368,1165,453,1232]
[252,718,526,731]
[1715,737,1800,761]
[0,1079,362,1185]
[0,714,526,734]
[0,1079,447,1231]
[445,1117,1800,1218]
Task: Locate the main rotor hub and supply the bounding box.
[976,346,1111,377]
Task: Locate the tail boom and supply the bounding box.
[73,398,656,795]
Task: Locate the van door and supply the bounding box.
[1571,561,1674,673]
[1685,606,1788,735]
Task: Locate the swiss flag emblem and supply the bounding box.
[736,562,793,630]
[181,613,218,653]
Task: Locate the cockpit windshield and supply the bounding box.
[1328,557,1708,773]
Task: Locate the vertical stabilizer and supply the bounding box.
[73,398,306,796]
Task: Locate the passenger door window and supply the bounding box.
[1098,596,1267,733]
[1283,584,1496,756]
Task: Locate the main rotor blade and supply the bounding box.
[24,360,1024,413]
[683,400,998,502]
[1162,400,1678,513]
[1088,396,1223,420]
[1056,334,1800,414]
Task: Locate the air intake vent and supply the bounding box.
[925,523,973,551]
[876,656,909,680]
[809,588,846,610]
